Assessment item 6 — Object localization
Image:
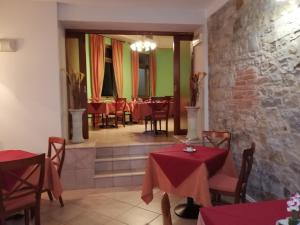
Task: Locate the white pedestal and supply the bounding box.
[185,106,201,145]
[69,108,85,144]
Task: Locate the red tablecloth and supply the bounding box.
[151,144,228,187]
[132,101,174,121]
[198,200,289,225]
[141,144,237,206]
[87,102,133,116]
[0,150,36,191]
[0,150,63,199]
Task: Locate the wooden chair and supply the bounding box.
[87,103,104,128]
[44,137,65,207]
[146,97,170,136]
[106,98,126,128]
[161,193,172,225]
[0,154,45,225]
[202,131,231,151]
[209,142,255,204]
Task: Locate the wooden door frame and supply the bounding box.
[65,32,89,139]
[65,29,193,137]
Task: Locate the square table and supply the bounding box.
[141,144,237,217]
[197,199,289,225]
[0,150,63,199]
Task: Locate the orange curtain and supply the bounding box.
[112,40,124,97]
[149,51,157,97]
[131,51,139,99]
[90,34,105,102]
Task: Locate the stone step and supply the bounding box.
[95,143,174,158]
[95,155,148,172]
[94,169,145,188]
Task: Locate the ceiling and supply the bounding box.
[36,0,220,10]
[106,35,174,48]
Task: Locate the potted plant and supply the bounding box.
[185,72,207,144]
[66,71,85,144]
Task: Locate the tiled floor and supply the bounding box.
[5,187,198,225]
[67,119,184,149]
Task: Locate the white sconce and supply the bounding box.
[0,39,17,52]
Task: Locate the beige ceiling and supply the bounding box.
[106,35,173,49]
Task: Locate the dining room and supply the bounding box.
[1,0,300,225]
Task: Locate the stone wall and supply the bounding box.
[208,0,300,199]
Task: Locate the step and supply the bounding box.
[96,143,175,158]
[94,169,145,188]
[95,155,148,172]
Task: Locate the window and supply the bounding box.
[101,46,116,97]
[138,53,150,97]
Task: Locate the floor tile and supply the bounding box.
[117,207,159,225]
[64,210,111,225]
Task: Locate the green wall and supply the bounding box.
[156,48,174,96]
[85,35,177,100]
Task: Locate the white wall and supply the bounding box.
[58,2,205,27]
[0,0,62,153]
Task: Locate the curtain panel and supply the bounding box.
[149,51,157,97]
[131,51,139,99]
[112,40,124,98]
[90,34,105,102]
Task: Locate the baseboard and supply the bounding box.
[246,194,256,202]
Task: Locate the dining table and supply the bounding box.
[141,144,237,219]
[0,150,63,199]
[197,199,289,225]
[132,101,174,122]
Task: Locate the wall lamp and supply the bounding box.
[0,39,17,52]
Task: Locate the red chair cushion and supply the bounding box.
[208,173,238,193]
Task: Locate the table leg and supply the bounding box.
[174,197,200,219]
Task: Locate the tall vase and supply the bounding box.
[69,108,85,144]
[185,106,201,144]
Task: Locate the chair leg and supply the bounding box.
[35,205,41,225]
[166,119,168,136]
[47,190,53,201]
[159,120,161,131]
[59,196,64,207]
[24,209,30,225]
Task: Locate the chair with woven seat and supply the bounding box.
[43,137,65,207]
[106,98,126,127]
[209,142,255,204]
[202,130,231,151]
[0,154,45,225]
[161,193,172,225]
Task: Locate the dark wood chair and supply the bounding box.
[87,103,104,128]
[146,97,170,136]
[209,142,255,204]
[0,154,45,225]
[107,98,126,127]
[43,137,65,207]
[161,193,172,225]
[202,130,231,151]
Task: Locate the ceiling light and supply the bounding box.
[0,39,16,52]
[130,39,156,52]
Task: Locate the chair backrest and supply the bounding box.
[202,130,231,151]
[235,142,255,203]
[161,193,172,225]
[150,97,170,120]
[48,137,66,176]
[115,98,127,112]
[0,154,45,213]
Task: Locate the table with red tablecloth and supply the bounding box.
[132,101,174,122]
[0,150,63,199]
[141,144,237,207]
[87,101,133,115]
[197,200,289,225]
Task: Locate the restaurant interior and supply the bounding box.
[1,0,300,225]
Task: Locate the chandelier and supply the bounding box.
[130,40,157,52]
